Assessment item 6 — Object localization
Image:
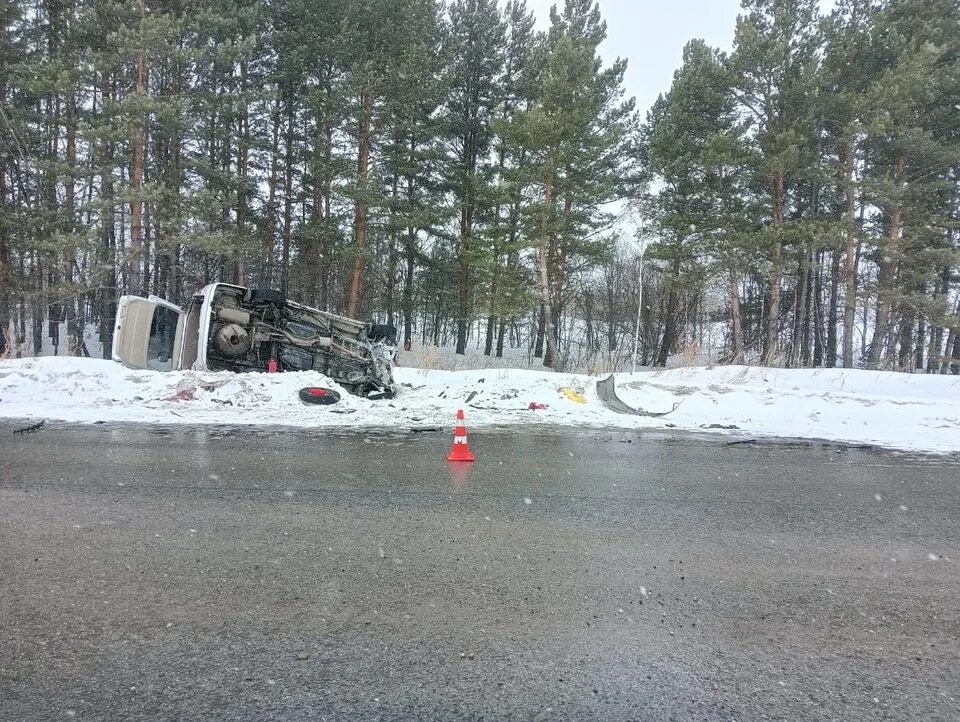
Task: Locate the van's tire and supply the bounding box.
[368,323,397,344]
[246,288,285,306]
[298,387,341,405]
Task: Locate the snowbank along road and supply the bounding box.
[2,358,960,453]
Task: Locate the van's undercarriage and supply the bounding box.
[205,286,396,397]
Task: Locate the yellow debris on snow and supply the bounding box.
[561,387,587,404]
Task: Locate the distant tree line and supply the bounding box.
[644,0,960,371]
[0,0,958,372]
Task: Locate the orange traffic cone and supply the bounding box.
[447,409,476,462]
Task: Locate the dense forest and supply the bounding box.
[0,0,958,372]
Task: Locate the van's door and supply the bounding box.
[112,295,185,371]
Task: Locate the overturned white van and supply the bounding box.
[111,283,396,397]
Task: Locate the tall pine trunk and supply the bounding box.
[484,244,500,357]
[537,165,557,369]
[280,97,294,294]
[811,252,823,366]
[869,153,906,369]
[484,312,495,356]
[99,71,117,358]
[656,257,682,367]
[914,308,926,372]
[485,143,511,358]
[729,271,744,364]
[826,249,840,367]
[234,60,249,287]
[65,88,81,353]
[162,49,182,303]
[129,0,148,296]
[801,250,814,365]
[455,203,472,356]
[264,99,280,288]
[386,174,399,327]
[791,246,809,367]
[763,169,785,365]
[927,267,950,372]
[841,138,857,368]
[943,325,959,374]
[0,143,10,348]
[346,85,373,318]
[896,303,913,371]
[319,120,333,310]
[403,227,416,351]
[544,191,572,369]
[402,156,417,351]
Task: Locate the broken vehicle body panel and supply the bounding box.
[112,283,396,397]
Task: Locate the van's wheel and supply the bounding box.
[246,288,285,305]
[298,387,341,405]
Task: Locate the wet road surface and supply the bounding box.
[1,422,959,721]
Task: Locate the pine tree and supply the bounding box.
[512,0,635,369]
[485,0,540,358]
[731,0,821,365]
[820,0,883,368]
[862,0,960,369]
[437,0,505,356]
[380,0,445,347]
[644,40,753,365]
[0,0,21,351]
[295,0,350,310]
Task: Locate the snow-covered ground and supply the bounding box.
[616,366,960,454]
[1,358,959,454]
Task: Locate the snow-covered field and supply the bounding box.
[1,357,959,454]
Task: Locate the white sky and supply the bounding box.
[524,0,836,118]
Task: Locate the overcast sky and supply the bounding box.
[523,0,835,119]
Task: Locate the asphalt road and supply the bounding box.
[1,422,958,721]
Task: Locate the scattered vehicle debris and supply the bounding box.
[13,420,44,435]
[112,283,396,398]
[528,402,548,411]
[595,375,681,417]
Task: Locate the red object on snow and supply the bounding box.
[447,409,476,462]
[528,402,548,411]
[165,387,196,402]
[268,358,278,373]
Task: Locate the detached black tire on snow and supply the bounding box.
[298,387,341,405]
